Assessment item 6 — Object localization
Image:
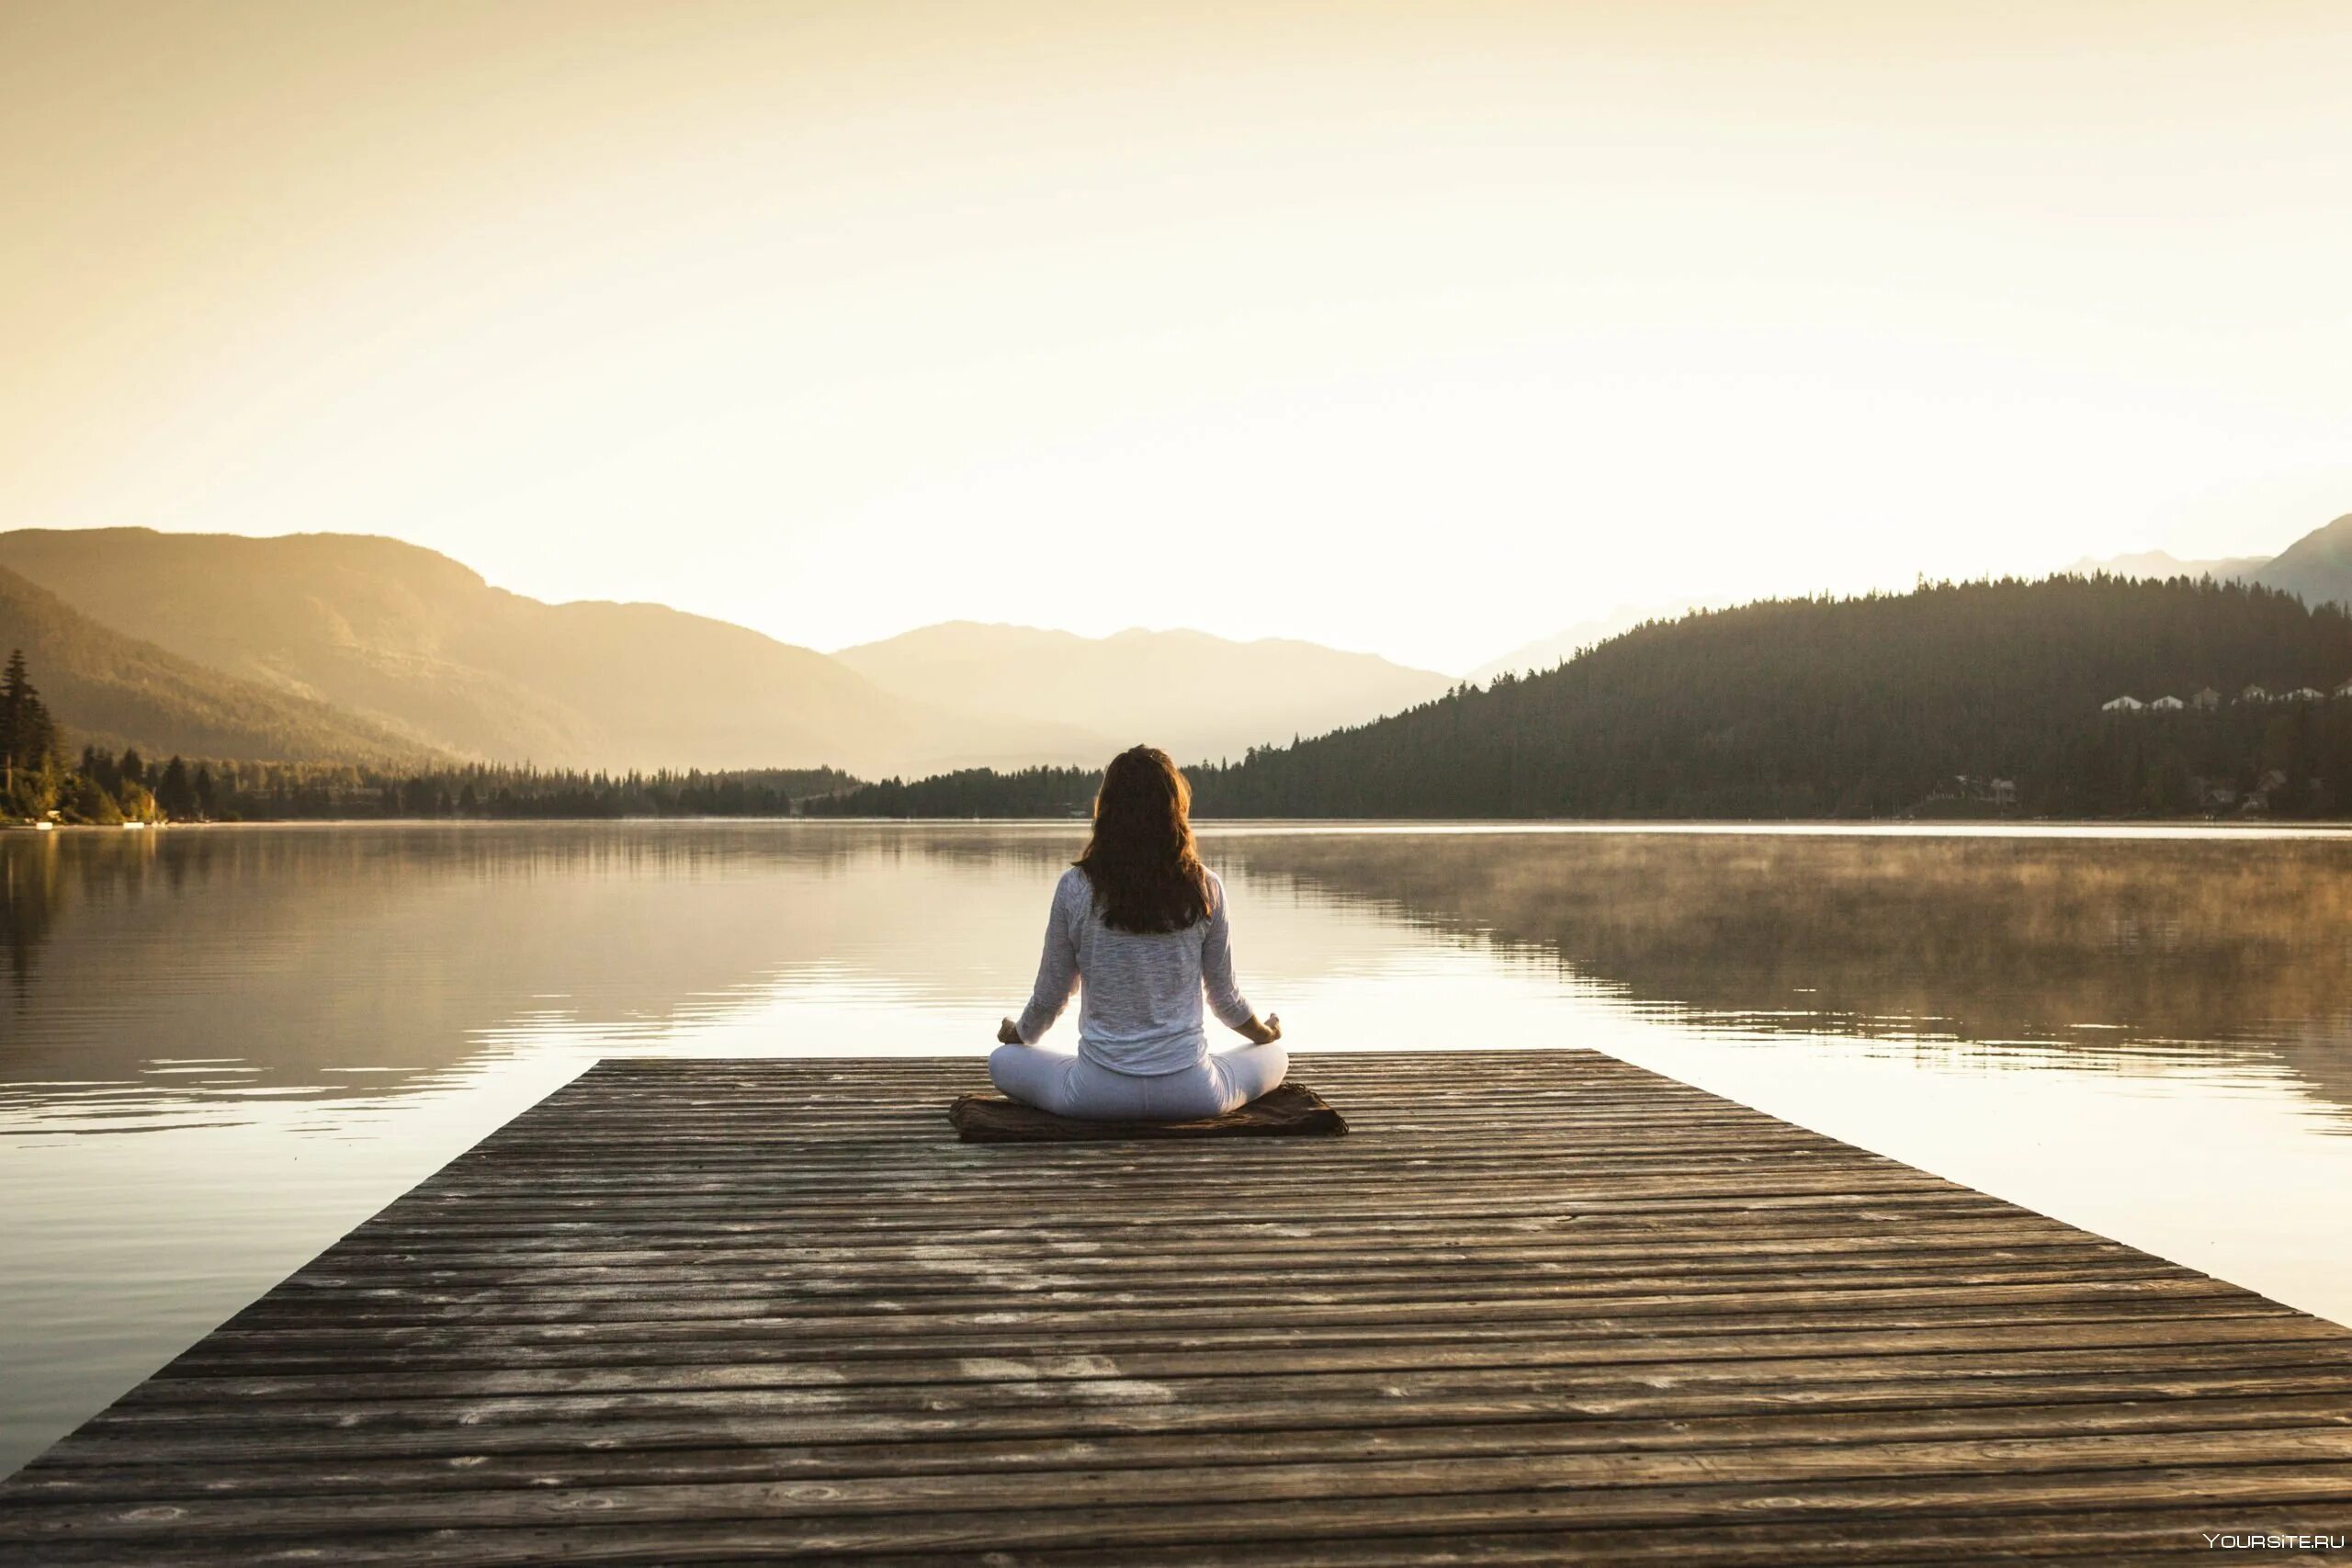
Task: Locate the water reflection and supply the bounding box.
[1213,828,2352,1124]
[6,823,2352,1127]
[2,832,69,993]
[0,825,1081,1127]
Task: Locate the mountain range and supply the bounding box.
[0,527,1128,776]
[2255,514,2352,606]
[0,529,1450,773]
[2066,513,2352,607]
[834,623,1454,766]
[2065,548,2276,582]
[5,513,2348,777]
[824,572,2352,820]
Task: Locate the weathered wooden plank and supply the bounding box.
[141,1309,2311,1386]
[7,1466,2352,1563]
[241,1267,2222,1317]
[16,1427,2352,1542]
[226,1262,2235,1312]
[182,1293,2339,1359]
[811,1509,2346,1568]
[300,1229,2125,1275]
[322,1216,2067,1259]
[345,1184,2018,1218]
[40,1362,2352,1472]
[74,1345,2352,1454]
[204,1281,2319,1337]
[11,1393,2339,1503]
[119,1306,2318,1404]
[277,1236,2154,1283]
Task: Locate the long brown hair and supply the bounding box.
[1075,745,1214,934]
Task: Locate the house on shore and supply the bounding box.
[2289,686,2328,702]
[2192,686,2223,710]
[2336,679,2352,699]
[2242,683,2272,703]
[2150,694,2186,712]
[2101,695,2145,712]
[1917,775,2020,816]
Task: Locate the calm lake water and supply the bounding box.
[5,820,2352,1475]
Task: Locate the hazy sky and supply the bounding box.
[6,2,2351,672]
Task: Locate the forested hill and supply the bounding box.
[0,565,436,765]
[809,576,2352,819]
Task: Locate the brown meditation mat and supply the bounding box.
[949,1082,1347,1143]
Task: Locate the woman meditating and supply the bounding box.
[991,745,1285,1122]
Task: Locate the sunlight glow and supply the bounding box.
[7,3,2352,670]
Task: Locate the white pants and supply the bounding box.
[989,1041,1288,1122]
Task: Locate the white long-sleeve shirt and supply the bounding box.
[1014,866,1255,1074]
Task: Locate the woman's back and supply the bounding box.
[1017,866,1253,1074]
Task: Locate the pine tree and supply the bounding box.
[0,649,23,790]
[2,649,60,812]
[156,757,195,819]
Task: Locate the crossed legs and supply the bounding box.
[989,1041,1289,1122]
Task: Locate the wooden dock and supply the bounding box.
[4,1049,2351,1563]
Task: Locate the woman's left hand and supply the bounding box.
[996,1017,1023,1045]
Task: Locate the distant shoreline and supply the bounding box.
[12,816,2352,833]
